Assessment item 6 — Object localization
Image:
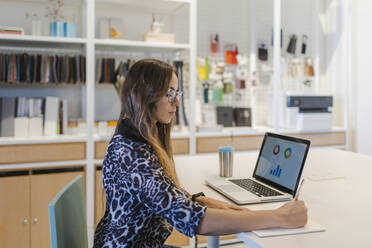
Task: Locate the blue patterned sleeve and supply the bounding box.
[128,148,207,237]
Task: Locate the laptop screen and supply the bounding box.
[253,133,310,196]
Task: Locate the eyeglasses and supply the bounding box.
[166,88,183,103]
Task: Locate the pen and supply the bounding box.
[295,178,305,200]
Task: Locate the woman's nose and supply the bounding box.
[173,96,180,106]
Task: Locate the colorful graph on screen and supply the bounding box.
[270,165,282,177]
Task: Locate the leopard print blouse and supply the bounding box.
[93,120,206,247]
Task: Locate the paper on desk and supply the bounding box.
[252,219,325,237]
[306,172,345,181]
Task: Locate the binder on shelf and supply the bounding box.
[14,97,30,137]
[44,96,59,136]
[29,117,43,137]
[58,99,68,135]
[28,98,44,137]
[0,97,16,137]
[14,117,29,137]
[16,97,29,118]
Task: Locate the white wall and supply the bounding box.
[354,0,372,155]
[196,0,250,56]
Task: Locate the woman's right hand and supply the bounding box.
[276,200,308,228]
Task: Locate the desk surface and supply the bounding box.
[174,149,372,248]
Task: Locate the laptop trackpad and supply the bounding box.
[218,184,244,193]
[219,184,259,200]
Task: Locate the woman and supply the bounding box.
[93,59,307,247]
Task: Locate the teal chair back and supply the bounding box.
[48,175,88,248]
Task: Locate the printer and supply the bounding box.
[280,94,333,131]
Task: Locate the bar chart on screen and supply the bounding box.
[270,165,282,177]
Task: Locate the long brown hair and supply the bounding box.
[117,58,179,186]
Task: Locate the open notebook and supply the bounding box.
[252,219,325,237]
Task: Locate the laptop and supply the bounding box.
[206,132,311,204]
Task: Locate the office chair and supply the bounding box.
[48,175,88,248]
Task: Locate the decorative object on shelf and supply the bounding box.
[49,21,76,37]
[26,12,43,36]
[202,82,210,103]
[45,0,76,38]
[143,14,174,43]
[286,34,298,55]
[225,43,238,65]
[211,73,223,105]
[109,25,123,39]
[216,106,233,127]
[233,107,252,127]
[45,0,65,22]
[258,43,268,61]
[45,0,64,37]
[49,21,64,37]
[304,57,314,77]
[197,57,209,81]
[210,33,220,54]
[235,54,249,89]
[151,13,163,33]
[98,17,123,39]
[222,71,233,94]
[301,35,308,55]
[0,26,24,35]
[64,22,76,38]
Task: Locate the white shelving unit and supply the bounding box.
[0,34,87,44]
[95,38,190,51]
[0,0,196,245]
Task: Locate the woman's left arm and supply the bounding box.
[195,196,251,211]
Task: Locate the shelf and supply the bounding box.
[196,126,347,138]
[0,135,87,145]
[0,82,85,88]
[0,160,87,171]
[7,0,84,5]
[95,39,190,52]
[0,34,87,48]
[94,130,190,142]
[254,126,347,134]
[95,0,190,14]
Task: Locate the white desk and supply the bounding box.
[174,149,372,248]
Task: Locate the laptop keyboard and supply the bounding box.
[229,178,283,197]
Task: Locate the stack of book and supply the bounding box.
[143,32,175,43]
[0,96,68,138]
[0,26,24,35]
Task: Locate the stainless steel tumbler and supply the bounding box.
[219,146,234,177]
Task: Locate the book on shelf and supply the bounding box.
[0,26,24,35]
[143,32,175,43]
[44,96,59,136]
[28,98,43,137]
[0,97,16,137]
[0,96,69,138]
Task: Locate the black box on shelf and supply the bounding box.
[216,106,233,127]
[233,107,252,127]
